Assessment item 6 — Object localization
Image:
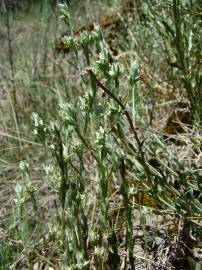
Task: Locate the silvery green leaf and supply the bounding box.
[63,36,77,49]
[59,102,77,126]
[129,60,140,85]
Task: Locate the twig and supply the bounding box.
[86,68,142,148]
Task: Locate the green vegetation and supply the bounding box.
[0,0,201,269]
